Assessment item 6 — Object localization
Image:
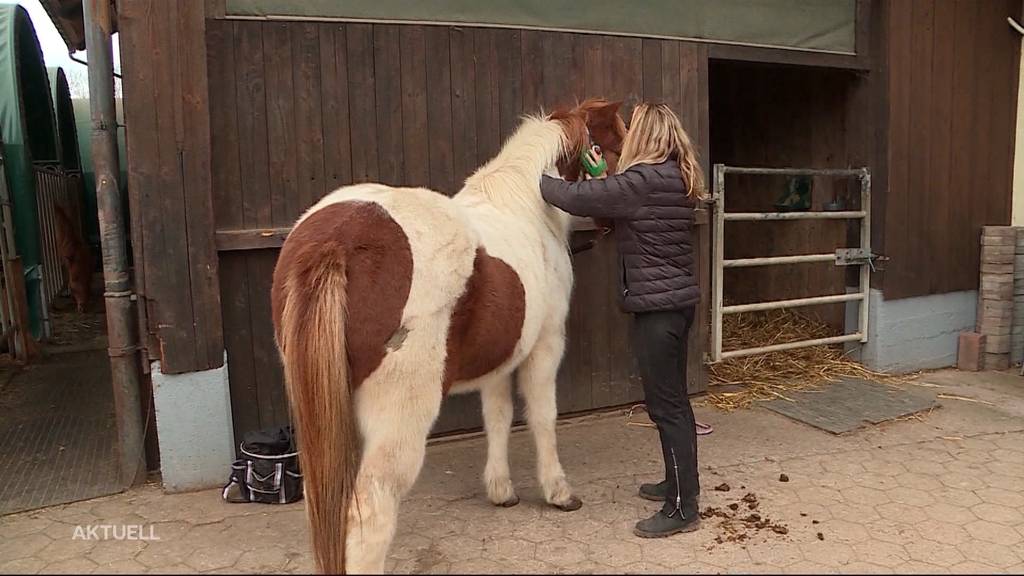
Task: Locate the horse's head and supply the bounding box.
[548,99,627,182]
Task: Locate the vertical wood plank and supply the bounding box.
[450,27,478,187]
[883,0,912,298]
[661,40,682,116]
[247,250,287,428]
[234,22,272,228]
[219,252,259,441]
[927,0,955,294]
[473,28,501,166]
[521,30,545,115]
[425,26,455,194]
[905,0,934,298]
[347,24,380,183]
[319,24,354,194]
[400,26,430,186]
[541,31,572,109]
[291,22,325,213]
[642,38,663,103]
[206,19,242,231]
[496,29,523,141]
[263,22,299,225]
[374,25,404,186]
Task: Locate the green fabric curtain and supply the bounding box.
[225,0,857,54]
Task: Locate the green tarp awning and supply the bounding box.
[226,0,857,54]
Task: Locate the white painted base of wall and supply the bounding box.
[151,354,234,493]
[845,289,978,374]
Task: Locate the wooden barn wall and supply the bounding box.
[709,61,870,331]
[205,20,710,438]
[880,0,1021,300]
[119,0,225,374]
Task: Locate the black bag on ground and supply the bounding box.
[222,425,303,504]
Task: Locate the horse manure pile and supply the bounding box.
[701,492,788,549]
[706,308,916,411]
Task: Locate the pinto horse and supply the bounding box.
[271,99,627,574]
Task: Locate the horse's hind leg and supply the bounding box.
[481,374,518,506]
[517,327,582,511]
[345,373,443,573]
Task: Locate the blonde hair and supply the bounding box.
[617,103,705,199]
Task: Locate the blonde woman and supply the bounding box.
[540,103,705,538]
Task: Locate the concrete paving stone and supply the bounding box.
[923,502,980,525]
[839,485,890,507]
[36,535,98,563]
[992,434,1024,451]
[864,520,923,546]
[826,502,880,524]
[948,560,1006,574]
[586,534,643,567]
[852,471,901,492]
[876,501,929,524]
[964,519,1023,546]
[554,560,607,574]
[144,563,195,574]
[449,557,507,574]
[722,560,777,574]
[975,487,1024,508]
[84,538,148,565]
[970,502,1024,526]
[182,546,245,572]
[897,560,952,573]
[798,540,855,567]
[680,561,732,574]
[834,560,892,574]
[981,473,1022,491]
[0,515,53,539]
[903,459,950,476]
[984,460,1024,477]
[861,459,909,477]
[638,539,697,567]
[535,539,591,568]
[134,538,204,569]
[434,533,486,563]
[850,541,910,567]
[561,517,608,542]
[817,519,870,544]
[510,517,566,544]
[784,560,840,574]
[796,486,844,506]
[820,460,867,476]
[88,557,148,574]
[388,533,434,561]
[956,539,1022,568]
[813,472,858,491]
[0,557,46,575]
[990,448,1024,463]
[930,487,984,508]
[0,528,52,561]
[894,471,945,492]
[702,542,753,568]
[916,519,974,546]
[885,486,937,507]
[616,561,676,574]
[745,540,804,567]
[41,557,98,574]
[481,537,537,564]
[938,471,978,490]
[903,539,966,566]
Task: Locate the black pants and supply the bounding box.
[631,307,700,515]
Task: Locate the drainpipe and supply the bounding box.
[82,0,144,488]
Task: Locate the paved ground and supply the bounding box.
[1,369,1022,574]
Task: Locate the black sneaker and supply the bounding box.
[638,480,668,502]
[633,509,701,538]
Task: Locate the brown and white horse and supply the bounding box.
[271,99,626,574]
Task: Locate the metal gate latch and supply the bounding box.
[835,248,888,271]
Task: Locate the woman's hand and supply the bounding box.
[585,146,608,179]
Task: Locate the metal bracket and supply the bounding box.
[835,248,888,271]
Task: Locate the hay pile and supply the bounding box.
[706,308,915,411]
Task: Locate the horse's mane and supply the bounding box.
[456,112,588,238]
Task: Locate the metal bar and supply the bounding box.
[722,293,865,315]
[724,254,836,268]
[712,164,726,363]
[725,210,866,221]
[720,166,867,177]
[859,172,871,343]
[84,0,145,488]
[721,333,864,360]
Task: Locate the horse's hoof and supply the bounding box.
[553,495,583,512]
[496,494,520,508]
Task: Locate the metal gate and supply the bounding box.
[709,165,874,362]
[34,164,85,333]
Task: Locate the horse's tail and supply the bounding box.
[277,254,357,574]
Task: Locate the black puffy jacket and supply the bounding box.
[541,159,699,313]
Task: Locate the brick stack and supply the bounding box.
[1014,228,1024,366]
[978,226,1015,370]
